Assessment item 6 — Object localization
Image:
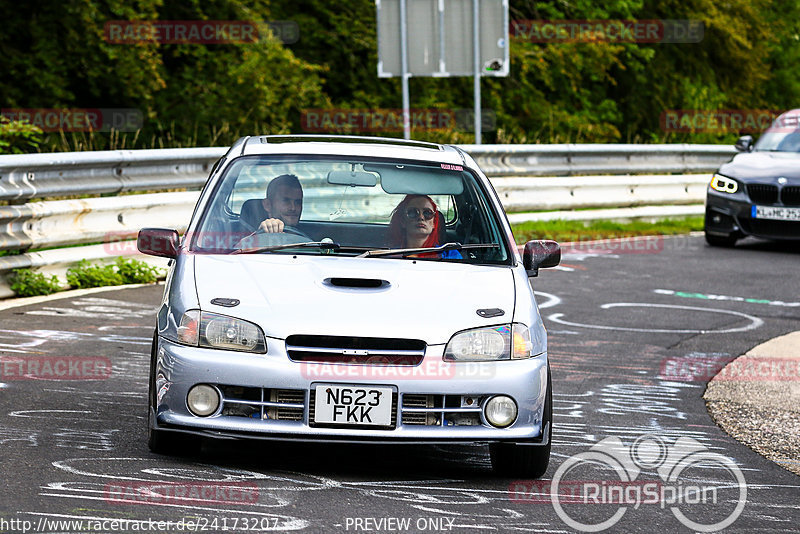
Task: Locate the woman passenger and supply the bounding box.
[387,195,462,259]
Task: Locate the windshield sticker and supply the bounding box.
[440,164,463,171]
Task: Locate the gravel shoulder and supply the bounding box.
[704,331,800,476]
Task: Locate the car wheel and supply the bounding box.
[147,329,198,455]
[490,364,552,478]
[704,230,739,247]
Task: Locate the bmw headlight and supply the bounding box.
[710,174,739,194]
[444,324,538,361]
[177,310,266,353]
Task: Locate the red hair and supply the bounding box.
[388,194,443,249]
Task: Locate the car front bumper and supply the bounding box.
[152,337,549,446]
[706,188,800,240]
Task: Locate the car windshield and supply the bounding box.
[190,155,511,264]
[754,115,800,152]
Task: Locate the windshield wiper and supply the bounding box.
[357,242,499,258]
[232,241,341,255]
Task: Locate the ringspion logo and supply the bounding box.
[511,435,746,532]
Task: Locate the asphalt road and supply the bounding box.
[0,234,798,533]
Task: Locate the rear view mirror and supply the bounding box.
[522,240,561,277]
[327,170,378,187]
[138,228,180,259]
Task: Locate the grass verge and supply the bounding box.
[510,217,704,244]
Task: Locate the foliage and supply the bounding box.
[66,260,124,289]
[0,117,43,154]
[115,257,164,284]
[511,216,704,244]
[1,0,799,149]
[8,269,62,297]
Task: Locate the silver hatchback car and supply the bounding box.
[138,136,560,477]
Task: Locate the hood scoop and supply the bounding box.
[323,277,390,290]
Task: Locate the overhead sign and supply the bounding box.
[377,0,509,78]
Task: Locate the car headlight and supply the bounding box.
[444,323,538,361]
[710,174,739,194]
[177,310,266,353]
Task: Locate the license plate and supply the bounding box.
[752,205,800,221]
[313,384,394,426]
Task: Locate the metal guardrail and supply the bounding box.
[0,147,225,201]
[0,143,736,299]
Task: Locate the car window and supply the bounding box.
[190,155,510,264]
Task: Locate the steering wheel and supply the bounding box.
[280,225,307,237]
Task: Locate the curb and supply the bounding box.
[704,331,800,476]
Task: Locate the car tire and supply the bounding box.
[147,329,198,455]
[490,364,552,478]
[704,230,739,247]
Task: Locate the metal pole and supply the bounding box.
[400,0,411,140]
[473,0,481,144]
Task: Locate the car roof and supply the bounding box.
[231,135,468,165]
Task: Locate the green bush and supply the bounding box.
[66,260,124,289]
[115,257,164,284]
[8,268,62,297]
[0,117,43,154]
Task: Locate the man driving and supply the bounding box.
[260,174,305,233]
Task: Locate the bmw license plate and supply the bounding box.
[752,205,800,221]
[314,384,393,426]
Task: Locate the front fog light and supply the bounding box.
[187,384,220,416]
[484,395,517,428]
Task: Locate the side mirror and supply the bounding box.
[137,228,179,259]
[523,240,561,277]
[735,135,753,152]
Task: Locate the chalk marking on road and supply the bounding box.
[40,480,293,509]
[0,426,39,446]
[54,429,117,451]
[533,291,561,309]
[25,297,156,319]
[654,289,800,308]
[409,504,526,520]
[548,303,764,333]
[10,409,96,420]
[598,383,687,420]
[53,457,343,492]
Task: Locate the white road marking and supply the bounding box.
[549,303,763,333]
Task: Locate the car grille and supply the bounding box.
[739,219,800,238]
[218,385,305,421]
[286,335,426,365]
[308,390,398,428]
[746,184,778,204]
[401,394,483,427]
[781,186,800,207]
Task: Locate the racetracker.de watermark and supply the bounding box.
[104,20,299,44]
[560,235,665,255]
[300,108,496,133]
[510,434,746,532]
[104,480,259,506]
[1,108,143,133]
[511,19,703,43]
[660,109,784,133]
[300,360,495,381]
[0,356,111,380]
[660,353,800,382]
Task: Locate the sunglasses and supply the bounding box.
[405,207,436,220]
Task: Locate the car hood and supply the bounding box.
[719,151,800,182]
[193,254,516,344]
